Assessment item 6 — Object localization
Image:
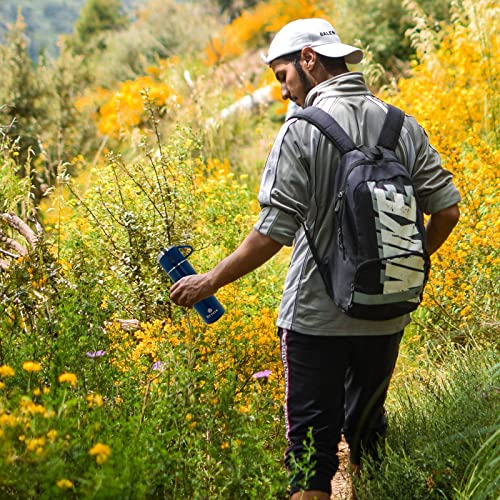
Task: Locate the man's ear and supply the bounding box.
[301,47,317,69]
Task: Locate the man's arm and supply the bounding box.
[170,229,283,307]
[425,203,460,255]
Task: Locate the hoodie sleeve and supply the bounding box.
[254,119,311,246]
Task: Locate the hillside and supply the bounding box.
[0,0,143,59]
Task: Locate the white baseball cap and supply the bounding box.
[262,18,363,65]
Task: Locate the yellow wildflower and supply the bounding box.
[86,393,104,408]
[26,436,46,452]
[19,399,46,416]
[58,372,77,387]
[56,479,74,489]
[22,361,41,373]
[89,442,111,464]
[0,414,16,427]
[0,365,15,377]
[47,429,58,442]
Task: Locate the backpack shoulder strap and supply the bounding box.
[291,107,354,296]
[291,107,356,155]
[377,104,405,151]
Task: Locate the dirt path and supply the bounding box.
[331,438,354,500]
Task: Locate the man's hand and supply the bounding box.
[170,273,216,308]
[169,229,283,308]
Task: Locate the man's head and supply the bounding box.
[263,18,363,107]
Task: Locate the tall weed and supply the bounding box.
[356,346,499,499]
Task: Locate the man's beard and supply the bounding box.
[295,62,316,100]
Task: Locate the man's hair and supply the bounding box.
[281,50,347,73]
[281,50,302,68]
[317,53,348,72]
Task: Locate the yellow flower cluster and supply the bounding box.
[0,365,15,377]
[22,361,41,373]
[106,279,283,406]
[86,393,104,408]
[56,479,74,489]
[74,63,183,140]
[25,436,46,455]
[192,158,260,252]
[0,390,58,461]
[383,0,499,333]
[89,442,112,465]
[74,87,110,114]
[19,398,50,417]
[204,0,330,65]
[59,372,78,387]
[97,76,182,138]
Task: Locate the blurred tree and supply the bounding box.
[0,13,99,203]
[334,0,452,79]
[65,0,221,88]
[216,0,258,20]
[0,1,144,61]
[0,14,45,171]
[70,0,129,55]
[35,49,99,193]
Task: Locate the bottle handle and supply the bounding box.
[176,245,194,259]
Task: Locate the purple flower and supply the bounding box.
[252,369,272,379]
[152,361,167,371]
[86,350,106,358]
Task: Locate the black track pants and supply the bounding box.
[279,328,403,495]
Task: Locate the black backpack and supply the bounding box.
[292,104,430,320]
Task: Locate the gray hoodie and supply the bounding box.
[254,72,461,336]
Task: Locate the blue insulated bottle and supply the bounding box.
[158,245,225,324]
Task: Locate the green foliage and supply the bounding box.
[0,14,99,202]
[36,47,100,182]
[0,0,221,203]
[0,15,45,170]
[216,0,259,20]
[59,115,204,320]
[457,400,500,500]
[0,330,287,498]
[0,135,31,215]
[288,428,318,494]
[0,0,498,496]
[69,0,221,88]
[70,0,129,55]
[0,0,87,60]
[355,347,499,499]
[334,0,453,82]
[0,0,142,60]
[0,139,287,497]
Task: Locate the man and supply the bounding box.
[171,18,460,499]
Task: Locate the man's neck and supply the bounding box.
[312,65,349,85]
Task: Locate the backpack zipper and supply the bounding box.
[334,191,345,258]
[335,159,375,260]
